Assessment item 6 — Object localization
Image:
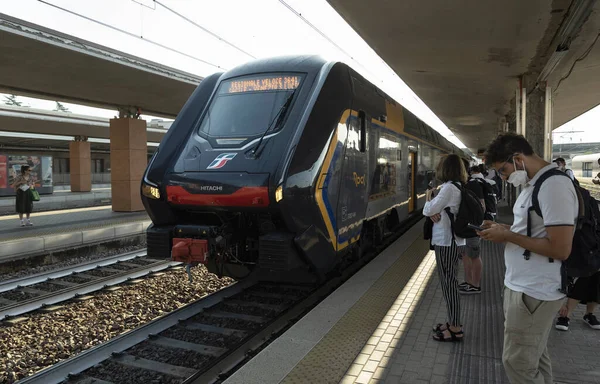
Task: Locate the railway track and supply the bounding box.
[17,215,422,384]
[0,250,181,320]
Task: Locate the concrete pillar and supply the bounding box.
[525,88,546,157]
[543,87,553,162]
[69,140,91,192]
[110,118,147,212]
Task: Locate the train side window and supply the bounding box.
[359,110,366,153]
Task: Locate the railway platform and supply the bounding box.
[0,184,112,216]
[0,205,149,262]
[225,205,600,384]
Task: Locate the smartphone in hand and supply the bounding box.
[467,223,483,231]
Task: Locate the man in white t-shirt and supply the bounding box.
[478,133,578,384]
[553,157,575,181]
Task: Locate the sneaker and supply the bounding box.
[458,281,469,288]
[583,313,600,330]
[555,316,570,331]
[20,220,24,227]
[459,284,481,295]
[26,220,33,226]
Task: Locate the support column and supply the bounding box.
[110,118,147,212]
[69,138,91,192]
[543,86,553,162]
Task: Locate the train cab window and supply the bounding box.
[198,73,304,143]
[358,111,366,153]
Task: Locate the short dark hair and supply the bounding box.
[20,165,30,174]
[438,154,467,184]
[484,133,534,165]
[469,165,480,174]
[478,164,488,176]
[553,157,565,164]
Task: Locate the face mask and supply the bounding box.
[507,158,528,187]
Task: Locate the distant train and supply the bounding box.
[571,154,600,183]
[141,56,469,282]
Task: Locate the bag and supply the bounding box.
[525,169,600,290]
[477,179,497,215]
[29,188,40,202]
[423,217,433,240]
[423,188,436,240]
[565,169,578,184]
[445,182,484,239]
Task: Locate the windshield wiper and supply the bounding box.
[251,90,296,158]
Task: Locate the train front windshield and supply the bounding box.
[198,74,304,142]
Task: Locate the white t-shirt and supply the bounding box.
[504,163,578,301]
[565,168,575,181]
[423,181,466,247]
[485,168,498,180]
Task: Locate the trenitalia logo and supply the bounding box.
[207,153,237,169]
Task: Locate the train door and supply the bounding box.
[336,110,369,251]
[408,151,417,213]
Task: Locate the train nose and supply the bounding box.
[166,172,271,208]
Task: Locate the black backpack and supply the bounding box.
[524,169,600,291]
[445,182,484,239]
[476,179,497,214]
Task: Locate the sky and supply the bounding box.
[0,0,598,148]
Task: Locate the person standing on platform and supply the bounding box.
[12,165,34,227]
[423,154,466,342]
[555,271,600,331]
[458,165,486,295]
[553,157,576,181]
[478,133,577,384]
[485,165,503,200]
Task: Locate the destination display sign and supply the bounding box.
[223,75,302,94]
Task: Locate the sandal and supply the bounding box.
[432,322,463,333]
[432,322,449,332]
[433,327,464,342]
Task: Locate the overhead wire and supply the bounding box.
[555,32,600,92]
[153,0,256,59]
[278,0,383,85]
[36,0,227,70]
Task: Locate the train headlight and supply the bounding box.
[275,185,283,202]
[142,182,161,200]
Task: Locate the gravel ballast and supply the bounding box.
[0,266,233,384]
[0,244,146,281]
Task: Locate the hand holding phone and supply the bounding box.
[467,223,483,231]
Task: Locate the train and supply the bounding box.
[571,154,600,182]
[141,56,469,282]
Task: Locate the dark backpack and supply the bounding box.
[445,182,485,239]
[524,169,600,291]
[565,169,579,186]
[472,178,497,214]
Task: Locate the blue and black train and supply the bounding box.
[141,56,468,282]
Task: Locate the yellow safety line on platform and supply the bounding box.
[281,238,432,384]
[0,205,111,221]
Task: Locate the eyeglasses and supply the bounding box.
[496,154,516,178]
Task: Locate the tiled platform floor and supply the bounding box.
[226,204,600,384]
